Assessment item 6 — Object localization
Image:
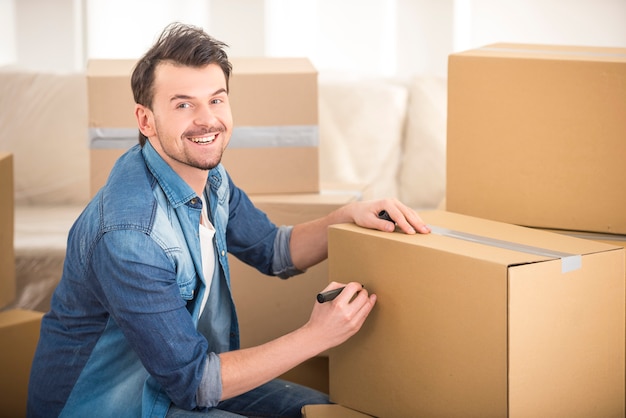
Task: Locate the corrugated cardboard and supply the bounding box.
[540,230,626,251]
[328,210,625,417]
[280,356,329,395]
[0,152,16,308]
[302,404,373,418]
[230,191,360,393]
[0,309,44,417]
[447,43,626,234]
[87,57,319,197]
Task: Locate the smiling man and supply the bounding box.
[27,23,429,418]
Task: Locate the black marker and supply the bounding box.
[317,287,345,303]
[378,210,394,223]
[316,285,364,303]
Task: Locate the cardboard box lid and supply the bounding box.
[452,42,626,63]
[331,210,619,271]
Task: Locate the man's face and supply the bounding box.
[140,62,233,173]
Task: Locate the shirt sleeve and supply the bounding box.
[196,352,223,407]
[272,225,306,279]
[225,174,303,279]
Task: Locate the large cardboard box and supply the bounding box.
[87,57,319,197]
[230,191,360,393]
[280,356,329,395]
[0,152,16,308]
[0,309,44,417]
[328,210,625,417]
[447,43,626,234]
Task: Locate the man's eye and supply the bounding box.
[211,98,223,105]
[177,103,191,109]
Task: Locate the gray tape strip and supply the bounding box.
[479,46,626,59]
[89,128,137,149]
[89,125,319,149]
[428,225,582,273]
[229,125,318,148]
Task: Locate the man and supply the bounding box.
[27,22,430,418]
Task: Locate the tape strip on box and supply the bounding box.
[428,225,582,273]
[89,125,319,149]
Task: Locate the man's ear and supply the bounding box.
[135,104,155,138]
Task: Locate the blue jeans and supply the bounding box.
[166,379,331,417]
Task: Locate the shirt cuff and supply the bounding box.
[196,352,223,408]
[272,225,306,279]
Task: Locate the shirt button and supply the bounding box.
[190,198,198,205]
[221,250,225,256]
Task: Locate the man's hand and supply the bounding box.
[347,198,431,235]
[304,281,377,350]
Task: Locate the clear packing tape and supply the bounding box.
[428,225,582,274]
[89,125,319,149]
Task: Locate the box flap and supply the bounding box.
[452,43,626,63]
[330,210,619,270]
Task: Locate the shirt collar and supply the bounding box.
[142,140,200,208]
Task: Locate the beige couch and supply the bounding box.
[0,68,447,313]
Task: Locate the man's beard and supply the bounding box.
[154,123,226,171]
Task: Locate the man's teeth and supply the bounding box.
[190,135,216,144]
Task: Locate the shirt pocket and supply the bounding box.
[177,274,198,301]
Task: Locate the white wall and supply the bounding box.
[1,0,625,77]
[0,0,16,66]
[86,0,210,60]
[463,0,626,51]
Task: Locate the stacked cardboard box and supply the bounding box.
[327,210,625,417]
[1,152,16,306]
[0,309,44,416]
[445,44,626,410]
[320,43,626,417]
[0,152,45,417]
[87,57,319,197]
[446,43,626,235]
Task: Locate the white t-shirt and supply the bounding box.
[198,195,216,317]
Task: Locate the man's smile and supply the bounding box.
[188,133,217,144]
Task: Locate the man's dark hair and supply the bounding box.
[131,22,232,146]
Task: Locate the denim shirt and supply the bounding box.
[27,142,300,418]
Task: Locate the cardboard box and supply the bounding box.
[538,229,626,250]
[302,404,373,418]
[87,57,319,197]
[230,191,360,349]
[0,309,44,417]
[446,43,626,234]
[0,152,16,309]
[328,210,625,417]
[280,356,329,395]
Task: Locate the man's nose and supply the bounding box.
[194,104,217,126]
